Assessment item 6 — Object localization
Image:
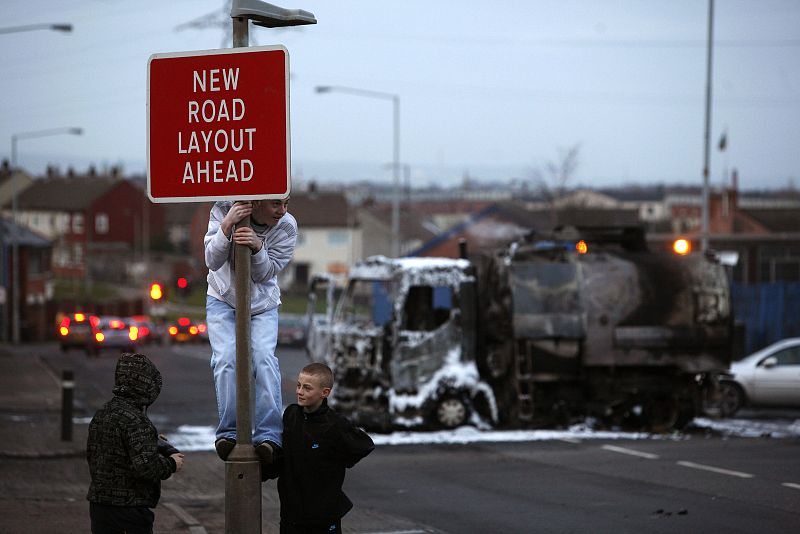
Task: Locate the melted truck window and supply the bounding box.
[403,285,452,331]
[341,280,393,327]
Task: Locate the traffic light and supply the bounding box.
[149,282,164,301]
[176,277,191,299]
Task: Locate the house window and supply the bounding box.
[758,245,800,283]
[56,214,70,233]
[27,249,43,275]
[327,231,347,246]
[72,214,84,234]
[95,213,109,234]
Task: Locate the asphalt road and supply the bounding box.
[38,341,800,533]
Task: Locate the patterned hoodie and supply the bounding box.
[86,353,176,508]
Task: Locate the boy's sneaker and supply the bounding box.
[215,437,236,461]
[255,440,279,465]
[256,440,280,481]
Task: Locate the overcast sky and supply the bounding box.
[2,0,799,189]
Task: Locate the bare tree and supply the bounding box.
[530,144,581,227]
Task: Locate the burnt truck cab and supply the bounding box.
[306,256,497,431]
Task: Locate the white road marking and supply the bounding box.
[781,482,800,490]
[601,444,659,459]
[676,461,754,478]
[162,502,207,533]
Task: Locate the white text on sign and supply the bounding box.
[181,67,255,184]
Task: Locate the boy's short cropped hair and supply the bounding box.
[301,362,334,389]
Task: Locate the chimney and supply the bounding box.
[729,168,739,210]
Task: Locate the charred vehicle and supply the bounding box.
[306,227,734,432]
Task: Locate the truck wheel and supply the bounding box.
[718,381,745,417]
[435,396,468,429]
[643,395,679,433]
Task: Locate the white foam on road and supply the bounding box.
[164,416,800,452]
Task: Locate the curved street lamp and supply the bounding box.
[9,126,83,344]
[315,85,401,257]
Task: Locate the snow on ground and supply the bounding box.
[163,416,800,452]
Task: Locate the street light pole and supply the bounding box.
[701,0,715,253]
[9,127,82,344]
[225,3,316,533]
[315,85,402,257]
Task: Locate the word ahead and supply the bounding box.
[147,46,289,203]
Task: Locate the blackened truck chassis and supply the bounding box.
[306,227,733,431]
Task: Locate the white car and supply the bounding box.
[719,338,800,416]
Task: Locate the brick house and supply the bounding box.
[11,171,166,283]
[0,217,53,341]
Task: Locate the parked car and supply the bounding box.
[719,338,800,416]
[126,315,159,345]
[278,313,307,347]
[167,317,201,344]
[58,312,97,352]
[87,316,137,357]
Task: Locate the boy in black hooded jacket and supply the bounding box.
[86,352,184,534]
[266,362,374,534]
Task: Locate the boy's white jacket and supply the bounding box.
[204,201,298,314]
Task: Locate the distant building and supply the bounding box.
[5,169,166,284]
[0,217,53,342]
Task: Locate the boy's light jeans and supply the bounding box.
[207,295,283,446]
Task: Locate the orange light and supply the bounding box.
[149,282,163,301]
[576,240,588,254]
[59,327,69,336]
[169,326,178,336]
[673,238,691,255]
[74,313,86,322]
[129,327,139,341]
[109,319,123,329]
[189,326,198,335]
[197,323,207,334]
[95,332,105,343]
[178,317,190,327]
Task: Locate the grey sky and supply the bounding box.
[2,0,799,189]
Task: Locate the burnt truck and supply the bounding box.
[305,226,734,432]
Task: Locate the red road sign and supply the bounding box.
[147,45,289,203]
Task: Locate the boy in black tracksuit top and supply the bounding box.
[267,363,374,534]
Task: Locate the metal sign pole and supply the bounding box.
[224,16,262,534]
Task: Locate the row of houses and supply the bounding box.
[1,160,799,341]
